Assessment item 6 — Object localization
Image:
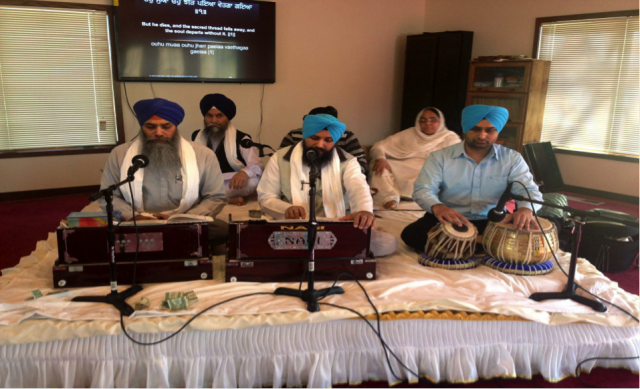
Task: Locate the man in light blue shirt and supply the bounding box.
[401,105,543,253]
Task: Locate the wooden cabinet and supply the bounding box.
[465,60,550,152]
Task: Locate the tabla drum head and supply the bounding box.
[443,222,478,239]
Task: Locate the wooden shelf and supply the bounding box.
[465,59,550,152]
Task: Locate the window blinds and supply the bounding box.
[538,16,639,157]
[0,6,118,152]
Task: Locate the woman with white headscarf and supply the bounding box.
[369,107,461,209]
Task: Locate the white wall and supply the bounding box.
[0,0,426,193]
[424,0,639,197]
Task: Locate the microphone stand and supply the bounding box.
[274,161,344,312]
[255,144,276,158]
[71,175,143,316]
[499,193,638,312]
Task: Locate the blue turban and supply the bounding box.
[199,93,236,120]
[461,105,509,133]
[133,98,185,127]
[302,114,347,143]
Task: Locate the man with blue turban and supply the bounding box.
[192,93,264,206]
[257,113,397,257]
[99,98,228,249]
[400,105,543,253]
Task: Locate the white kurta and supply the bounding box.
[369,108,461,206]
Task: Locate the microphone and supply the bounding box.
[127,154,150,177]
[487,182,513,222]
[306,148,317,163]
[239,138,255,149]
[239,138,275,157]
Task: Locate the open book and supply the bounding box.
[119,213,213,226]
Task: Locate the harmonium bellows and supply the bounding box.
[226,218,377,282]
[54,223,211,288]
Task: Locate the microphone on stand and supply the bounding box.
[306,148,317,163]
[487,182,514,222]
[239,138,275,157]
[127,155,150,177]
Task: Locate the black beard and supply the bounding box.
[140,130,182,176]
[302,142,335,169]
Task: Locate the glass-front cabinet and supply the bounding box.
[468,62,531,93]
[465,59,550,152]
[467,92,526,124]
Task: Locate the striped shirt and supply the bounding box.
[279,128,368,177]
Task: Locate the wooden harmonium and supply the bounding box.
[56,223,209,265]
[53,258,213,289]
[226,218,376,282]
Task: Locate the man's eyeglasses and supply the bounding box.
[419,118,439,123]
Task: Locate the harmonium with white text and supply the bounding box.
[226,215,377,283]
[53,222,212,288]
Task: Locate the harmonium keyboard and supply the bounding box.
[226,216,377,282]
[53,222,212,288]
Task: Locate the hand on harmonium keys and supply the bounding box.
[285,206,306,220]
[339,211,376,230]
[502,208,536,231]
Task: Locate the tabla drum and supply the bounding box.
[424,223,478,260]
[482,217,559,265]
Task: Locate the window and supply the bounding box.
[534,11,639,158]
[0,2,123,158]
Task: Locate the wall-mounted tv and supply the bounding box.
[115,0,275,83]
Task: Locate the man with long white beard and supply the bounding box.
[257,114,398,257]
[98,98,228,247]
[192,93,264,206]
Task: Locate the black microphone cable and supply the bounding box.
[120,292,275,346]
[511,181,639,387]
[511,181,638,322]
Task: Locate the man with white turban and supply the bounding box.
[258,114,398,257]
[193,93,264,206]
[369,107,460,209]
[99,98,228,248]
[401,105,543,253]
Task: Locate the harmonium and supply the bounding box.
[53,222,212,288]
[226,216,377,282]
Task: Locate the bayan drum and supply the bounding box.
[482,217,559,265]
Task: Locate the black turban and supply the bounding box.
[199,93,236,120]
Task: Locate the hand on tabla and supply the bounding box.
[502,208,535,231]
[431,204,470,227]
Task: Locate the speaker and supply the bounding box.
[523,142,564,193]
[578,210,639,273]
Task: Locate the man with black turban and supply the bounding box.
[258,114,397,257]
[193,93,264,206]
[99,98,228,248]
[401,105,543,253]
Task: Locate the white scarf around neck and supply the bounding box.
[120,136,200,216]
[195,122,244,172]
[378,107,460,160]
[289,142,346,219]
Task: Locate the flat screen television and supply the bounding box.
[115,0,275,83]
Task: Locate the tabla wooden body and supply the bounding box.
[482,217,558,265]
[424,223,477,260]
